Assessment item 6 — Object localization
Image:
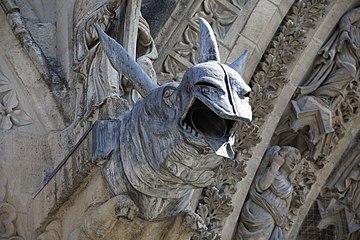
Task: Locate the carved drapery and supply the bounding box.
[298,139,360,239]
[270,6,360,229]
[73,0,124,123]
[235,146,301,240]
[73,0,158,124]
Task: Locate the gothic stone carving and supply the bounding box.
[73,0,158,123]
[94,17,252,224]
[191,0,329,237]
[73,0,124,122]
[0,166,24,240]
[0,70,32,130]
[298,140,360,239]
[37,220,62,240]
[316,143,360,239]
[190,156,248,240]
[67,196,126,240]
[235,146,301,240]
[250,0,329,123]
[0,0,64,92]
[270,5,360,229]
[157,0,252,85]
[287,6,360,163]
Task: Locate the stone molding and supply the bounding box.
[0,0,62,90]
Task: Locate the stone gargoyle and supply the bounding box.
[95,18,252,221]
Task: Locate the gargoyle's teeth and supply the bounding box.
[182,122,199,136]
[186,126,191,133]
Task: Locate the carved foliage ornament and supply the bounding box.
[159,0,245,85]
[250,0,329,121]
[0,167,24,240]
[94,17,252,225]
[191,157,247,239]
[0,70,32,130]
[175,25,200,65]
[194,0,237,40]
[192,0,329,237]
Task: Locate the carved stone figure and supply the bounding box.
[317,144,360,239]
[298,7,360,101]
[277,7,360,161]
[93,17,252,222]
[236,146,301,240]
[73,0,158,122]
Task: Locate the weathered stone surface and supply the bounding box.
[141,0,176,38]
[2,0,360,239]
[31,124,96,229]
[235,146,301,240]
[97,17,252,222]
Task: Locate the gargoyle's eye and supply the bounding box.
[163,87,176,107]
[164,89,174,97]
[244,91,250,98]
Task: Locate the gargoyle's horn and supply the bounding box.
[229,50,249,77]
[94,24,157,97]
[199,18,220,63]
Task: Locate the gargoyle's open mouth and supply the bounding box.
[181,98,235,139]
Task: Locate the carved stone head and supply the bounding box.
[280,146,301,173]
[176,60,251,159]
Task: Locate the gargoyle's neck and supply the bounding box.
[119,103,192,198]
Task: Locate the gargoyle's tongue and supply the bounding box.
[206,138,235,159]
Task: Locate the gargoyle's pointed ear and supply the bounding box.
[94,24,157,97]
[229,50,249,77]
[199,18,220,63]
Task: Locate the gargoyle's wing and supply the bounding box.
[95,24,157,97]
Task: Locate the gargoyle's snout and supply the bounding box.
[181,98,236,159]
[190,107,227,138]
